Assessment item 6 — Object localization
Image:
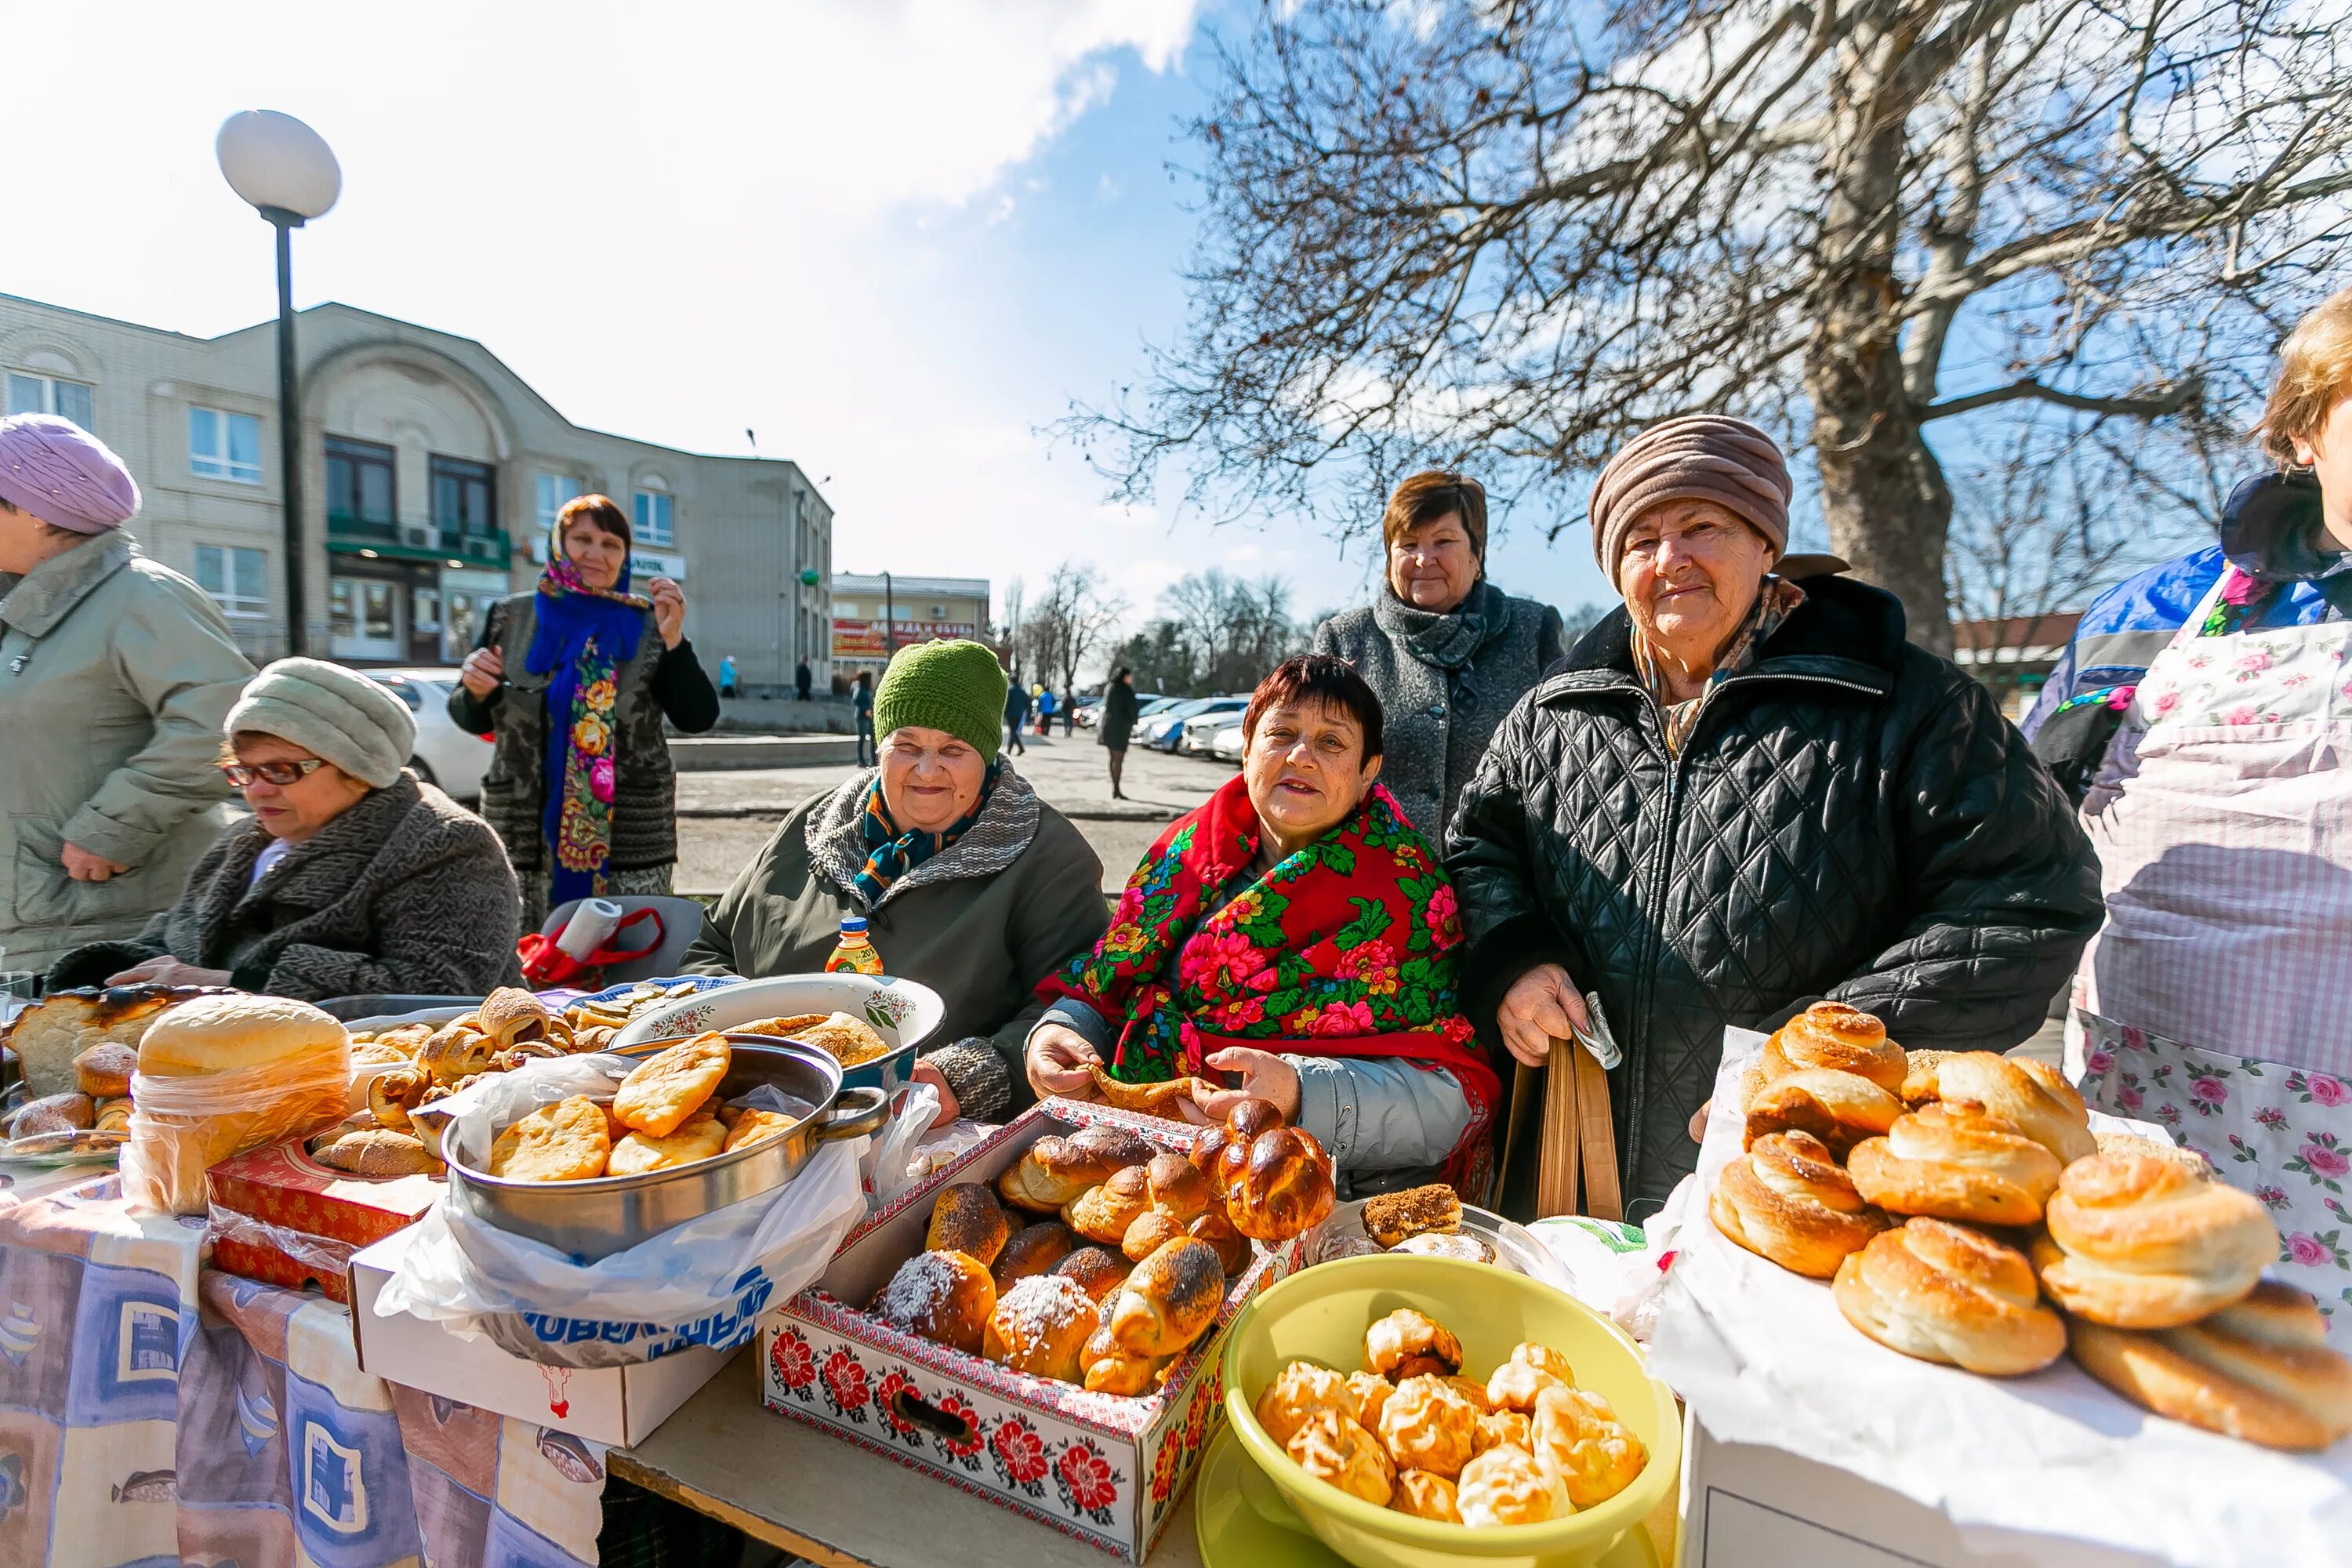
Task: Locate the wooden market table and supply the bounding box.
[613,1352,1205,1568]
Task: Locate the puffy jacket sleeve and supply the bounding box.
[1828,661,2103,1047]
[1443,692,1584,1034]
[62,573,251,870]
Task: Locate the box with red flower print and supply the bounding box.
[760,1099,1298,1562]
[208,1132,444,1302]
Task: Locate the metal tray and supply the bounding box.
[1302,1197,1573,1291]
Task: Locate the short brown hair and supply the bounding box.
[1381,471,1488,557]
[1243,654,1385,761]
[556,492,633,549]
[2260,288,2352,468]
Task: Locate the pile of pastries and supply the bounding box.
[728,1011,894,1069]
[1710,1003,2352,1451]
[1317,1184,1498,1264]
[866,1098,1335,1394]
[2,1036,140,1155]
[556,978,707,1046]
[1254,1308,1648,1527]
[475,1033,797,1182]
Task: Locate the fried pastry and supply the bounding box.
[611,1033,729,1137]
[721,1107,797,1153]
[606,1110,727,1177]
[1472,1409,1531,1457]
[487,1096,612,1182]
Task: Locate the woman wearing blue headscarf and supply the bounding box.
[449,494,718,927]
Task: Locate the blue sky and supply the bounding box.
[2,0,1620,644]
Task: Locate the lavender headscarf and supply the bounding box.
[0,414,140,533]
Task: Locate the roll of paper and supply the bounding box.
[555,898,626,960]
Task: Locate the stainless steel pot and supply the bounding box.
[439,1034,888,1263]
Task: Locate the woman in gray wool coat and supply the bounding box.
[1312,471,1566,840]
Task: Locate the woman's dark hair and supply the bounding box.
[1243,654,1385,760]
[556,493,632,549]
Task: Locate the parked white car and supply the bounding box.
[1181,703,1249,755]
[365,667,494,802]
[1211,723,1246,764]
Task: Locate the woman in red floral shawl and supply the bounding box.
[1030,655,1499,1197]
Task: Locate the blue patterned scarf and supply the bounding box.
[851,763,1000,906]
[525,540,651,906]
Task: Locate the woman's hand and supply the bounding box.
[459,645,505,699]
[1496,963,1592,1069]
[1025,1022,1100,1098]
[909,1059,961,1132]
[648,578,686,648]
[61,843,129,882]
[1194,1047,1302,1123]
[107,956,232,988]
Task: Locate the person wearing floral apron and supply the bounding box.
[2060,296,2352,1340]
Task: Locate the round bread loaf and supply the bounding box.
[137,993,346,1076]
[2068,1281,2352,1450]
[1711,1129,1890,1277]
[2032,1150,2276,1327]
[1904,1051,2095,1164]
[1760,1003,1907,1095]
[983,1273,1100,1382]
[1846,1102,2063,1226]
[1832,1217,2066,1376]
[873,1249,996,1354]
[122,993,350,1215]
[926,1182,1011,1267]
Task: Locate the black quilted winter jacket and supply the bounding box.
[1445,574,2103,1217]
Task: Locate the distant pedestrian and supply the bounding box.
[1003,679,1029,756]
[718,653,739,698]
[794,658,812,702]
[853,670,876,766]
[1037,687,1056,735]
[1061,688,1076,736]
[1098,666,1139,800]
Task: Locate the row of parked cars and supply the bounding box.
[1078,693,1253,763]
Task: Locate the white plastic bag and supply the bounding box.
[862,1083,942,1207]
[377,1054,866,1367]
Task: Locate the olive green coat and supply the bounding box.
[0,533,254,973]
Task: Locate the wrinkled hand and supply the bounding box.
[1192,1047,1301,1124]
[909,1059,961,1132]
[1497,963,1592,1070]
[648,578,686,648]
[459,645,505,699]
[61,842,129,882]
[1690,1100,1711,1142]
[1025,1022,1100,1098]
[107,956,232,988]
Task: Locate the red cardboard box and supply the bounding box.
[760,1099,1299,1563]
[207,1134,443,1302]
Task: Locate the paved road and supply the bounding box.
[672,730,1236,895]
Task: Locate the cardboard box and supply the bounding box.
[1676,1410,2170,1568]
[760,1099,1297,1563]
[347,1224,734,1446]
[208,1134,443,1301]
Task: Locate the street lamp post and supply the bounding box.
[881,571,897,662]
[216,111,340,658]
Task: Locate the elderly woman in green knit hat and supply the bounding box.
[49,657,525,1000]
[684,639,1109,1124]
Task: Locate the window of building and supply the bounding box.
[431,456,497,540]
[189,408,263,484]
[535,474,580,532]
[193,544,268,619]
[325,437,396,529]
[6,372,94,428]
[633,488,674,547]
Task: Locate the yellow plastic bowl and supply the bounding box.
[1221,1255,1679,1568]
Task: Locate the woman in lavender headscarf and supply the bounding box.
[0,415,255,977]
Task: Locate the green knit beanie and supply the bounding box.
[872,639,1009,762]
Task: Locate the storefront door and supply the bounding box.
[328,575,404,662]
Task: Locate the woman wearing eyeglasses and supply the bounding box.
[46,657,524,1000]
[1309,472,1567,842]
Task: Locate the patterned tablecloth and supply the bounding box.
[0,1163,606,1568]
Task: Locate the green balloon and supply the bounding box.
[800,568,821,586]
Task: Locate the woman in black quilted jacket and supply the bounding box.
[1446,416,2102,1217]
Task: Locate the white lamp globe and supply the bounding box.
[215,111,340,221]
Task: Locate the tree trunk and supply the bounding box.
[1804,26,1957,656]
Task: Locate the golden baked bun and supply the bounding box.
[927,1182,1012,1267]
[1445,1374,1494,1414]
[1847,1102,2063,1226]
[477,987,568,1051]
[1365,1308,1465,1381]
[1228,1126,1338,1242]
[1347,1371,1393,1428]
[1742,1069,1904,1158]
[1711,1130,1892,1277]
[1107,1237,1227,1357]
[993,1221,1077,1291]
[1143,1149,1214,1222]
[999,1126,1156,1212]
[1486,1356,1567,1414]
[72,1041,138,1098]
[2031,1150,2277,1327]
[1833,1218,2066,1376]
[1390,1470,1462,1523]
[1188,1210,1251,1276]
[1121,1210,1189,1263]
[1902,1051,2094,1164]
[873,1249,996,1354]
[2095,1130,2213,1177]
[1256,1359,1360,1445]
[10,1092,93,1138]
[1759,1002,1906,1096]
[1287,1409,1395,1507]
[1051,1245,1132,1303]
[1377,1374,1480,1477]
[1530,1385,1648,1508]
[1456,1445,1569,1526]
[1080,1321,1167,1395]
[1065,1163,1152,1245]
[2069,1281,2352,1451]
[983,1274,1100,1382]
[122,993,350,1214]
[1472,1409,1531,1457]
